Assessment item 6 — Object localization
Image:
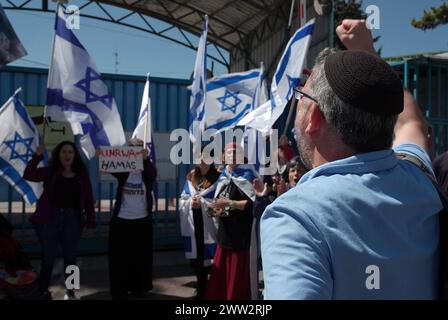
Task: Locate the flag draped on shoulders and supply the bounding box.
[179,178,218,266]
[0,89,44,205]
[214,164,260,299]
[215,164,259,202]
[46,7,125,159]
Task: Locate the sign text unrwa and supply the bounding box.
[98,146,143,173]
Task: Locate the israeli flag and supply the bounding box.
[46,7,126,159]
[271,19,315,112]
[189,15,208,142]
[132,74,156,164]
[0,89,43,205]
[238,19,315,133]
[203,69,261,133]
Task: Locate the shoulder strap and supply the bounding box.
[396,153,448,207]
[396,152,448,300]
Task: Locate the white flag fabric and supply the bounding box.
[242,63,268,169]
[238,100,273,134]
[179,179,218,265]
[271,18,315,111]
[132,75,156,164]
[203,69,261,133]
[0,89,43,205]
[189,15,208,142]
[237,19,315,133]
[46,7,125,159]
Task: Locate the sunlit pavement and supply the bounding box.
[32,250,198,300]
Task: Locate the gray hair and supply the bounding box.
[307,48,398,153]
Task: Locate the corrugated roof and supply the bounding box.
[99,0,287,50]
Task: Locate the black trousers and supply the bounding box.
[190,209,211,300]
[108,216,153,298]
[35,208,82,294]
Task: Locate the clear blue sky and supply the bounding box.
[362,0,448,57]
[3,0,448,79]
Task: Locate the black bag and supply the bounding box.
[396,153,448,300]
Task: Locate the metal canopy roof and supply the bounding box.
[4,0,290,69]
[100,0,287,51]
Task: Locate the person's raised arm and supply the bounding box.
[336,19,429,153]
[23,145,49,182]
[392,89,429,152]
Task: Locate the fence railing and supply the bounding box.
[1,179,183,255]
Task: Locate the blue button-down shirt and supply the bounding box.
[261,143,442,299]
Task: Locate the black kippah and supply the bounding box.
[324,51,404,116]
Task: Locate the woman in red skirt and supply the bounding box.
[205,142,257,300]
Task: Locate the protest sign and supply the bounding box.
[98,146,143,173]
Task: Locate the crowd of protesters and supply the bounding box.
[179,138,307,300]
[4,18,448,301]
[177,18,448,300]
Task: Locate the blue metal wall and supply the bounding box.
[391,58,448,159]
[0,65,191,132]
[0,66,192,252]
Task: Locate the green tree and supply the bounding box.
[412,1,448,30]
[333,0,382,54]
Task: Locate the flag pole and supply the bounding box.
[282,95,296,137]
[288,0,296,30]
[143,73,150,151]
[0,88,23,116]
[43,0,65,144]
[281,0,298,138]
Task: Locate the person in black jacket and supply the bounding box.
[102,138,157,300]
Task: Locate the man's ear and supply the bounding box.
[304,103,324,135]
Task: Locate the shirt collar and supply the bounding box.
[298,149,398,185]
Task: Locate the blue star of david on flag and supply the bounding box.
[217,89,242,114]
[286,74,300,100]
[3,132,35,165]
[75,67,113,109]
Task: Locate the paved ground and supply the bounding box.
[35,250,198,300]
[2,249,264,300]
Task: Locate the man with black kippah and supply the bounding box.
[261,19,441,299]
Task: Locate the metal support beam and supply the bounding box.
[4,0,230,68]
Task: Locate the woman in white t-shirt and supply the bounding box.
[105,139,157,300]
